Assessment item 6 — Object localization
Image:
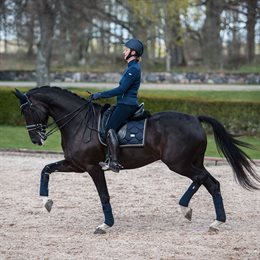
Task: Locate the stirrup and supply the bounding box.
[109,161,123,173]
[99,161,110,171]
[99,160,123,173]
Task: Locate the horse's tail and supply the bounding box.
[198,115,260,190]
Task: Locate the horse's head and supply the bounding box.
[14,88,49,145]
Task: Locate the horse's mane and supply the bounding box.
[27,85,89,103]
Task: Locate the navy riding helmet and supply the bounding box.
[125,39,144,57]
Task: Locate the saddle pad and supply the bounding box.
[98,118,147,147]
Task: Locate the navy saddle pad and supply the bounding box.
[98,106,147,147]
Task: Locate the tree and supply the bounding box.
[159,0,189,70]
[246,0,258,63]
[1,0,259,73]
[11,0,59,86]
[35,0,57,86]
[0,0,14,54]
[125,0,189,70]
[201,0,224,69]
[11,0,102,85]
[222,0,259,66]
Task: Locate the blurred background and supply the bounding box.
[0,0,259,86]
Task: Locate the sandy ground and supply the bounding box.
[0,151,260,260]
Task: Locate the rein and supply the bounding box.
[21,93,99,141]
[45,102,89,138]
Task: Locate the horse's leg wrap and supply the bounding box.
[39,161,83,212]
[40,166,51,196]
[102,203,114,227]
[40,162,67,197]
[179,182,200,207]
[94,201,114,234]
[204,175,226,223]
[100,194,114,227]
[179,174,208,207]
[212,191,226,222]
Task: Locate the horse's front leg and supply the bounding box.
[40,159,82,212]
[88,166,114,234]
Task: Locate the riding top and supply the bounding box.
[93,59,141,106]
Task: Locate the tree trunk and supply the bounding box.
[26,16,35,58]
[1,1,8,54]
[202,0,224,69]
[163,5,186,70]
[246,0,257,63]
[36,1,55,87]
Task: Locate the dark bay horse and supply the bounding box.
[14,86,259,233]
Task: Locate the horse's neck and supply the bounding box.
[46,94,83,120]
[47,96,101,133]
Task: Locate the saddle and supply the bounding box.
[98,103,150,147]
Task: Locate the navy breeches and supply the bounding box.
[105,104,138,133]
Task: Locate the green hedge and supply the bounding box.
[1,88,259,135]
[139,96,260,136]
[0,88,26,126]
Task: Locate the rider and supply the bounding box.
[91,38,144,172]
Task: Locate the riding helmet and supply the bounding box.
[125,39,144,57]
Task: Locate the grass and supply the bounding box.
[0,126,259,159]
[0,126,61,152]
[206,135,260,159]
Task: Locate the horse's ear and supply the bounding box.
[13,88,27,104]
[13,88,23,98]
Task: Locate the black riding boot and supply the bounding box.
[99,129,123,172]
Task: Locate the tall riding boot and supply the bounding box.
[99,129,123,172]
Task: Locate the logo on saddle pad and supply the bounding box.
[98,104,148,147]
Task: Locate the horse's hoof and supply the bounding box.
[209,220,224,232]
[208,226,219,233]
[94,227,107,234]
[44,199,53,212]
[94,223,110,234]
[180,206,192,221]
[185,208,192,221]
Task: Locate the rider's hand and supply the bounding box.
[90,93,102,100]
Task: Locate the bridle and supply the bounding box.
[20,93,94,141]
[19,93,49,141]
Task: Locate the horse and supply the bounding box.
[14,86,259,234]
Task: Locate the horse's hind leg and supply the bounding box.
[202,168,226,231]
[179,166,226,230]
[167,160,226,230]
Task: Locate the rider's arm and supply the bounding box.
[98,67,140,99]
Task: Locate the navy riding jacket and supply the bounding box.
[98,60,141,106]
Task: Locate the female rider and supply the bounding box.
[91,38,144,172]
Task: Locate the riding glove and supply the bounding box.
[91,93,102,100]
